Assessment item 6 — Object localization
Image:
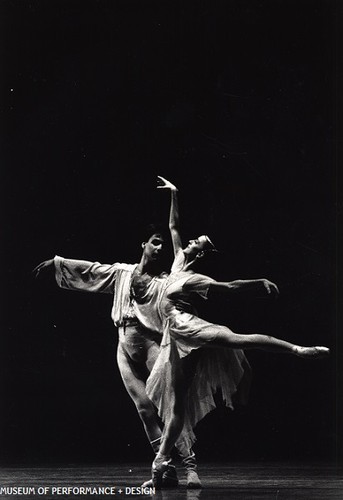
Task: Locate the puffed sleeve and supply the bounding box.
[54,255,118,294]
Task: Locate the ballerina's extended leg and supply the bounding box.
[210,328,330,358]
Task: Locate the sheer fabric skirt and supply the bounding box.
[146,313,251,449]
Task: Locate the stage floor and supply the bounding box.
[0,463,342,499]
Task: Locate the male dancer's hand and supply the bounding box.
[174,300,192,314]
[32,259,54,278]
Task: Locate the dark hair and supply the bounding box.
[140,223,166,243]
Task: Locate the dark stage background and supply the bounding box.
[0,0,341,465]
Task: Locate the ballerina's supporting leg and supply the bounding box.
[210,327,330,358]
[152,354,198,488]
[152,385,186,489]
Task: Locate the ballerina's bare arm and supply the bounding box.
[157,175,183,257]
[208,278,280,298]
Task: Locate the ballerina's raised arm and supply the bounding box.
[157,175,183,257]
[157,175,216,273]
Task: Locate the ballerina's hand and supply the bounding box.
[157,175,178,191]
[260,279,279,297]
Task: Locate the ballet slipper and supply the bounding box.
[141,464,179,489]
[151,455,171,490]
[293,346,330,359]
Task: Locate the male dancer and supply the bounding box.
[33,225,201,489]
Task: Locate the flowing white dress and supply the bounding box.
[133,254,251,449]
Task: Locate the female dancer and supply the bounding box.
[133,176,330,488]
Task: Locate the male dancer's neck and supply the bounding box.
[137,257,163,277]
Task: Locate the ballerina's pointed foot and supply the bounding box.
[151,457,171,490]
[141,465,179,489]
[294,346,330,359]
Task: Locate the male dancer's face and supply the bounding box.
[142,233,164,262]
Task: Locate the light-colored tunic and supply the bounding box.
[54,255,165,340]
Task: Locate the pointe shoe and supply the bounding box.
[142,464,179,488]
[294,346,330,359]
[151,458,170,490]
[162,464,179,488]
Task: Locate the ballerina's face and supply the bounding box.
[184,235,211,256]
